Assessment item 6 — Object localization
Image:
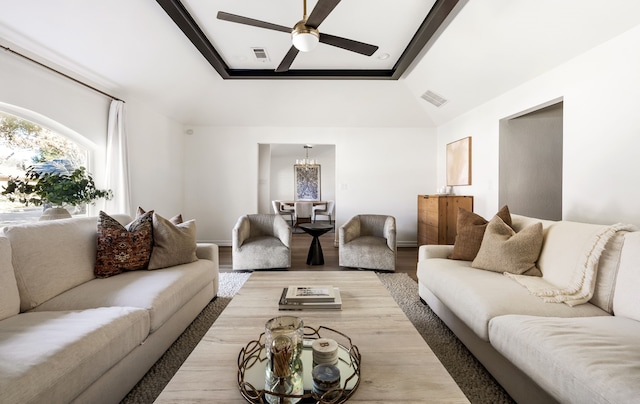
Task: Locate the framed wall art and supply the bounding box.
[446,136,472,186]
[294,164,321,201]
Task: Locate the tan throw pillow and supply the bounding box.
[148,213,198,270]
[449,205,512,261]
[95,210,154,278]
[471,215,543,276]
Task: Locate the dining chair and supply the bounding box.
[313,200,335,225]
[272,200,294,226]
[294,201,313,227]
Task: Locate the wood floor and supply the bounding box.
[218,229,419,281]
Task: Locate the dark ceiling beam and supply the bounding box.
[156,0,460,80]
[156,0,231,79]
[392,0,461,80]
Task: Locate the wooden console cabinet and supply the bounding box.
[418,195,474,246]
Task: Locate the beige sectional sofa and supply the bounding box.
[0,214,219,404]
[418,213,640,404]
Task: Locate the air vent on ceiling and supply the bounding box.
[421,90,448,107]
[252,47,270,62]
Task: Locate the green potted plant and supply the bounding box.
[2,165,113,220]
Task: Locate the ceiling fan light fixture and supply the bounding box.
[292,21,319,52]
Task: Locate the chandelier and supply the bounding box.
[296,145,317,167]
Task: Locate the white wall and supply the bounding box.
[124,99,184,217]
[0,49,109,195]
[436,24,640,227]
[0,49,185,219]
[183,126,438,246]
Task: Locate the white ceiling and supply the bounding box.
[183,0,437,71]
[1,1,639,128]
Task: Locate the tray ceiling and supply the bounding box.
[157,0,460,79]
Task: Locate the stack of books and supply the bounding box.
[278,285,342,311]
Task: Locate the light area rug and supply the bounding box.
[121,272,513,404]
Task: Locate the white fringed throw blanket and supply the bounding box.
[506,223,635,306]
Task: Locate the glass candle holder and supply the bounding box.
[264,316,304,404]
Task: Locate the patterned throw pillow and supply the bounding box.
[94,210,154,278]
[448,205,512,261]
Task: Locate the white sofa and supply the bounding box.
[0,214,219,404]
[417,214,640,404]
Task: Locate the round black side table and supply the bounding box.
[297,223,334,265]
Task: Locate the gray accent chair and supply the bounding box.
[232,214,292,270]
[339,214,397,271]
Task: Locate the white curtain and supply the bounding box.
[103,100,131,215]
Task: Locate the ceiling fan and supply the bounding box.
[217,0,379,73]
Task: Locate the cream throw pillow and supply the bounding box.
[472,216,543,276]
[148,213,198,270]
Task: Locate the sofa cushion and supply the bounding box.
[449,205,512,261]
[95,210,154,278]
[0,307,149,404]
[0,237,19,320]
[31,260,214,332]
[417,258,608,341]
[472,216,543,276]
[2,215,131,312]
[489,315,640,404]
[613,231,640,321]
[148,213,198,270]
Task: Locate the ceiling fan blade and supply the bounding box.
[320,33,379,56]
[275,46,300,72]
[217,11,291,33]
[305,0,341,28]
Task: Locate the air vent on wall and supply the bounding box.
[252,47,270,62]
[421,90,448,107]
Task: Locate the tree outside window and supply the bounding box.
[0,111,88,225]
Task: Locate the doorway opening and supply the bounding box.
[257,143,336,215]
[499,101,563,220]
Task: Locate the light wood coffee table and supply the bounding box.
[154,271,469,403]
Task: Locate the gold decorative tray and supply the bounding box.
[237,325,361,403]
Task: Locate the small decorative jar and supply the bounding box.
[312,338,339,366]
[312,363,341,400]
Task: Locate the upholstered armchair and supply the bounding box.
[339,214,396,271]
[232,214,292,270]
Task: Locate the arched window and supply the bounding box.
[0,107,92,225]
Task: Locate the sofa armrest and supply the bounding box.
[418,244,454,261]
[196,243,218,261]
